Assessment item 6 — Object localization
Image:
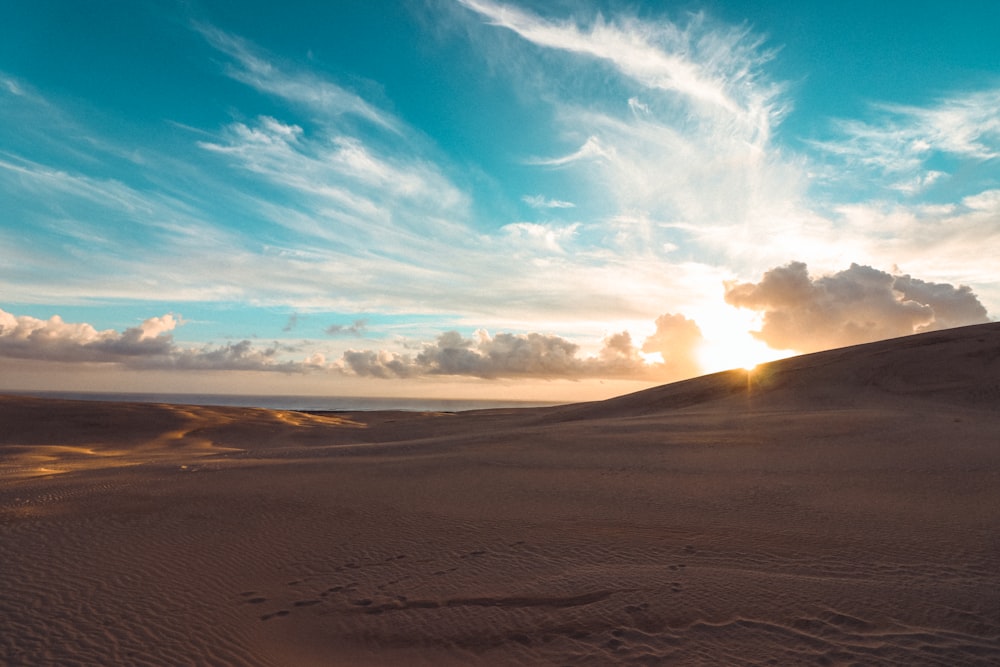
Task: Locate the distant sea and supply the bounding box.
[5,390,564,413]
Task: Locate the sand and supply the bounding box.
[2,322,999,666]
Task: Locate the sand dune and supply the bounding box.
[2,323,999,665]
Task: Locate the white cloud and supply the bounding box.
[195,24,400,133]
[457,0,782,139]
[501,221,579,253]
[1,74,25,97]
[824,190,1000,307]
[627,97,650,115]
[199,116,468,237]
[455,1,806,270]
[522,194,575,208]
[811,87,1000,191]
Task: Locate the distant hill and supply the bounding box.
[549,321,1000,421]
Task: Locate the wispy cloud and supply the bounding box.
[325,319,368,337]
[195,24,401,134]
[455,0,806,276]
[500,221,579,253]
[811,87,1000,193]
[522,194,575,209]
[2,6,996,389]
[456,0,782,139]
[198,116,468,242]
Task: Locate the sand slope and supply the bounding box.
[2,323,999,665]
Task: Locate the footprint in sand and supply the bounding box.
[260,610,289,621]
[460,550,486,559]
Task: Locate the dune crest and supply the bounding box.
[2,323,999,665]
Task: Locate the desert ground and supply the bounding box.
[2,323,999,666]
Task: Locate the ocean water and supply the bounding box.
[7,390,563,413]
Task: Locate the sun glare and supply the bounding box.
[697,332,791,375]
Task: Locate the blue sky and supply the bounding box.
[1,0,997,401]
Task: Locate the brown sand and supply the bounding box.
[2,323,999,666]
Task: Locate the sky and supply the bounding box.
[1,0,997,402]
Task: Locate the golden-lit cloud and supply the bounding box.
[724,262,989,352]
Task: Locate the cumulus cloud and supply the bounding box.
[341,329,649,380]
[0,309,305,373]
[338,319,709,382]
[640,313,704,378]
[0,308,717,382]
[0,310,178,362]
[724,262,989,352]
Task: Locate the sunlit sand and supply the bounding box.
[2,323,999,665]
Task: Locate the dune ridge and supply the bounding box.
[2,323,999,665]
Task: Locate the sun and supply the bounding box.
[696,332,790,375]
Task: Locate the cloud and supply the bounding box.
[325,319,368,336]
[456,0,803,267]
[0,310,179,363]
[199,117,467,232]
[1,72,27,97]
[0,309,305,373]
[724,262,989,352]
[282,313,299,332]
[456,0,779,131]
[195,24,400,133]
[340,328,649,379]
[195,26,473,261]
[0,308,649,381]
[811,87,1000,192]
[641,313,704,378]
[522,194,575,209]
[338,317,712,382]
[628,97,650,115]
[500,221,580,253]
